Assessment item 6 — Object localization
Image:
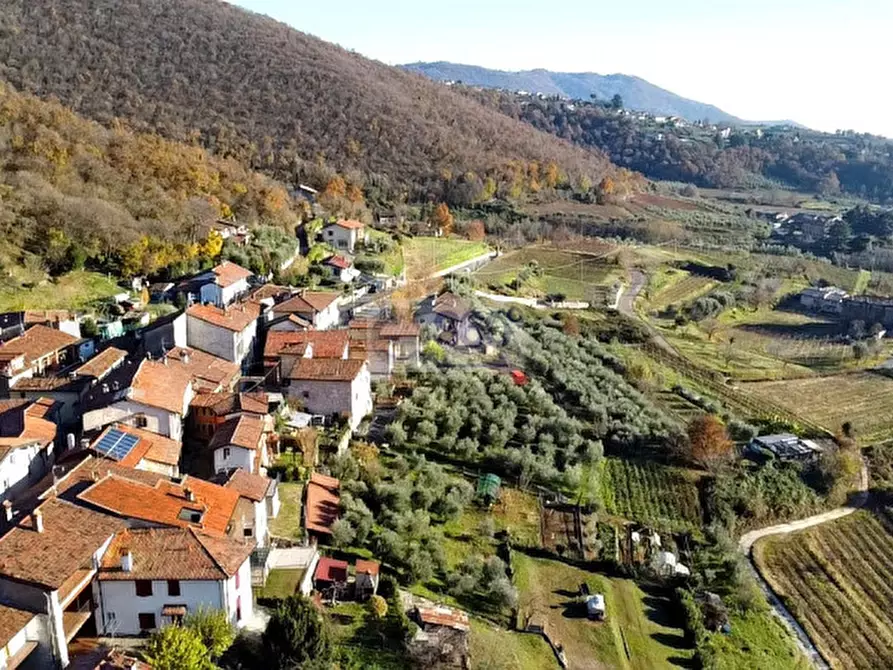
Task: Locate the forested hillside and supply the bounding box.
[0,0,627,204]
[466,88,893,201]
[0,82,300,279]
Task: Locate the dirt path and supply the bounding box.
[618,269,676,355]
[737,462,869,670]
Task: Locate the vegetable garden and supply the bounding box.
[754,510,893,669]
[601,458,703,532]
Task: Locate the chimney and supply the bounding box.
[184,487,195,502]
[3,500,12,523]
[120,550,133,573]
[31,509,43,533]
[182,350,191,365]
[163,355,169,366]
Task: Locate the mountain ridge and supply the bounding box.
[402,61,800,127]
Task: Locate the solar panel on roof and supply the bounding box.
[94,428,140,461]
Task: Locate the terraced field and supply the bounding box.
[601,458,703,532]
[755,511,893,669]
[744,372,893,440]
[647,272,717,312]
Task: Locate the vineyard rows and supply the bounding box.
[649,274,717,312]
[601,458,702,531]
[756,511,893,669]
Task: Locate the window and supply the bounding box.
[243,527,253,538]
[223,447,230,459]
[135,415,148,428]
[138,613,156,631]
[106,612,116,623]
[135,580,153,597]
[167,580,180,596]
[302,391,310,400]
[235,570,240,590]
[236,596,242,622]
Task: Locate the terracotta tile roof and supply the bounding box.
[0,498,125,590]
[248,284,295,303]
[304,472,340,535]
[77,473,239,537]
[273,291,340,316]
[208,415,265,452]
[73,348,127,380]
[10,375,83,392]
[186,302,260,333]
[0,398,58,456]
[355,559,380,577]
[221,468,274,502]
[190,391,267,416]
[324,255,352,270]
[211,261,253,288]
[165,347,240,391]
[23,310,75,326]
[0,325,78,368]
[98,527,253,581]
[348,318,380,331]
[89,424,181,468]
[433,292,471,321]
[331,219,365,231]
[129,360,193,415]
[350,339,392,354]
[0,604,36,649]
[287,358,365,382]
[314,556,348,582]
[380,322,421,337]
[416,605,470,631]
[41,456,168,502]
[265,330,349,360]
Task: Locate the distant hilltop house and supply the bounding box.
[800,286,849,314]
[747,433,825,460]
[321,219,368,254]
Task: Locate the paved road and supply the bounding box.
[738,462,869,670]
[617,269,675,354]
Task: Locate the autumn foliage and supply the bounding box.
[686,415,734,468]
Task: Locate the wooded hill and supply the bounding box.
[464,88,893,202]
[0,81,301,279]
[0,0,625,205]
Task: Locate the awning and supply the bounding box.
[162,605,187,617]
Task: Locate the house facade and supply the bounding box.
[271,292,341,331]
[197,261,253,308]
[284,359,372,430]
[321,219,367,253]
[211,414,270,475]
[219,468,280,548]
[0,398,59,500]
[0,325,79,396]
[186,303,259,369]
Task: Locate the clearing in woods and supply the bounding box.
[753,510,893,670]
[744,372,893,440]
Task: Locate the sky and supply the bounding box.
[232,0,893,136]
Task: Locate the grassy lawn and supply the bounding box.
[443,488,541,549]
[470,618,556,669]
[254,568,304,599]
[0,270,121,311]
[268,482,303,540]
[329,602,411,669]
[403,237,490,279]
[712,609,810,670]
[513,553,693,670]
[474,247,620,301]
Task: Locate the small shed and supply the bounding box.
[510,369,528,386]
[476,473,502,504]
[585,594,606,620]
[355,559,381,599]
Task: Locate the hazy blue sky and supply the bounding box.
[232,0,893,136]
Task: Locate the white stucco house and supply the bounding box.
[284,358,372,430]
[271,291,341,331]
[219,468,280,548]
[0,397,58,501]
[198,261,253,307]
[186,302,260,369]
[210,414,270,475]
[95,527,255,634]
[321,219,368,253]
[82,359,195,442]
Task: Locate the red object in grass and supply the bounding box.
[511,370,528,386]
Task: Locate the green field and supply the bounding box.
[646,270,718,312]
[474,247,621,301]
[601,458,703,532]
[470,619,557,669]
[744,372,893,440]
[0,270,121,311]
[254,568,304,600]
[268,482,303,541]
[443,487,541,549]
[513,553,693,670]
[329,602,411,669]
[403,237,490,279]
